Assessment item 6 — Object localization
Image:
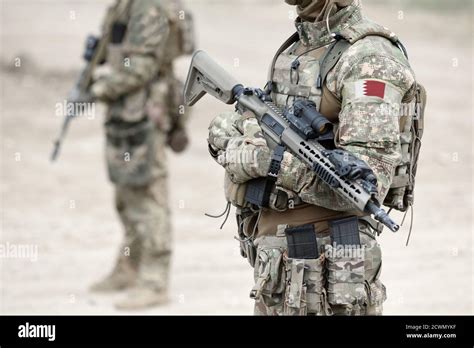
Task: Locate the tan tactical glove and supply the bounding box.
[208,110,242,151]
[208,110,271,184]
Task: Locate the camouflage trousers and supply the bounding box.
[113,129,172,293]
[251,221,386,316]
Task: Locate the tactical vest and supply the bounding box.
[267,22,426,214]
[102,0,195,186]
[105,0,195,69]
[101,0,195,123]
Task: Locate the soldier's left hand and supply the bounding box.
[208,111,243,151]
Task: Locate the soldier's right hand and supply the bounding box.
[167,128,189,153]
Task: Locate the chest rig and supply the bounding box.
[267,33,327,118]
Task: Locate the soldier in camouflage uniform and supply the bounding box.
[88,0,195,310]
[208,0,418,315]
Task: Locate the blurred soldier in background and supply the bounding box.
[208,0,424,315]
[82,0,195,309]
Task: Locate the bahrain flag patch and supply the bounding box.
[355,79,386,99]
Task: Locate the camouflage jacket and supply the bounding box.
[209,1,416,211]
[91,0,192,130]
[91,0,169,102]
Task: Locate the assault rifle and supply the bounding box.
[50,35,107,162]
[50,2,129,162]
[184,51,399,232]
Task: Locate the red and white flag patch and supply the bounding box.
[355,80,386,99]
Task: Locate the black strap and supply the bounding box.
[244,145,286,208]
[267,32,300,85]
[318,37,352,88]
[267,145,286,181]
[396,40,409,60]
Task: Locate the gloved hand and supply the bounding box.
[208,110,243,151]
[208,110,271,184]
[167,127,189,153]
[90,78,114,103]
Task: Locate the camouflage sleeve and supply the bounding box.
[276,41,415,210]
[91,0,169,101]
[208,111,271,184]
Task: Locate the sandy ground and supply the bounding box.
[0,0,472,315]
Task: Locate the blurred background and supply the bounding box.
[0,0,472,314]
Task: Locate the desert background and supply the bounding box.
[0,0,472,314]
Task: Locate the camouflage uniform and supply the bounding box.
[89,0,194,309]
[208,0,416,315]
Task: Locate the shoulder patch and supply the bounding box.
[355,80,385,99]
[348,79,403,102]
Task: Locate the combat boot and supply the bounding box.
[90,255,138,293]
[114,286,168,310]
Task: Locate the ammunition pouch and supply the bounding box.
[326,217,376,316]
[251,230,332,316]
[282,224,332,316]
[284,256,332,316]
[236,209,259,268]
[250,218,386,316]
[250,237,287,310]
[105,118,156,187]
[360,223,386,316]
[326,243,367,315]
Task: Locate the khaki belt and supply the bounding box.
[257,203,368,237]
